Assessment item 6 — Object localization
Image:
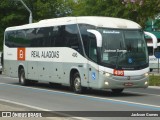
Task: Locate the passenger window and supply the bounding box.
[50,26,59,47]
[6,32,10,47]
[9,31,17,47]
[26,29,36,47]
[65,24,80,51]
[16,30,27,47]
[54,26,66,47]
[36,27,52,47]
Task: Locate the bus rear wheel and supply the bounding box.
[73,72,83,94]
[19,68,28,86]
[111,89,124,94]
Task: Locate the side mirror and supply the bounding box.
[144,31,157,49]
[87,29,102,47]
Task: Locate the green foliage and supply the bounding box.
[0,0,72,50]
[70,0,160,27]
[0,0,160,50]
[149,75,160,86]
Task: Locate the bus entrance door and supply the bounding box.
[88,62,99,88]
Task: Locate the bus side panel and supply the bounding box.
[62,63,72,85]
[78,63,89,87]
[37,61,63,83]
[38,61,49,81]
[4,60,27,78]
[11,61,17,77]
[27,61,38,80]
[51,62,63,83]
[3,47,18,78]
[4,60,11,77]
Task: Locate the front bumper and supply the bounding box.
[98,73,149,89]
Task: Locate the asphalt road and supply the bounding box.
[0,74,160,120]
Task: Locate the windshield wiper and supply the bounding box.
[115,41,123,69]
[115,50,119,69]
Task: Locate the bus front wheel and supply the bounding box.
[19,68,28,86]
[111,89,124,94]
[73,72,83,94]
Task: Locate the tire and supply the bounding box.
[111,89,124,94]
[73,72,83,94]
[150,68,153,72]
[19,68,28,86]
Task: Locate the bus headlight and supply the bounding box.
[104,72,111,77]
[145,81,148,85]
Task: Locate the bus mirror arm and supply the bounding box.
[144,31,157,49]
[87,29,102,47]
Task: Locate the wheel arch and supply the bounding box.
[18,65,24,77]
[70,68,80,87]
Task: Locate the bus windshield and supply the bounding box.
[98,28,148,70]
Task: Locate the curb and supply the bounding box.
[149,86,160,89]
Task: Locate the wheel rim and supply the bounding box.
[74,77,81,92]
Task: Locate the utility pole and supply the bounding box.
[18,0,32,23]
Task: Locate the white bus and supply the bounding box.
[145,32,158,72]
[0,52,2,74]
[4,16,149,94]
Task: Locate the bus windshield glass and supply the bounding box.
[98,28,148,70]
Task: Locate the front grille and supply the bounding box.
[112,75,144,81]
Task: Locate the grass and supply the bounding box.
[149,75,160,86]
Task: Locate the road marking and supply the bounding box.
[0,83,160,111]
[149,86,160,89]
[1,76,18,80]
[0,97,90,120]
[124,90,160,97]
[1,76,160,98]
[0,98,50,111]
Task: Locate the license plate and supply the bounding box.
[124,82,133,86]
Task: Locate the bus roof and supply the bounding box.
[5,16,141,31]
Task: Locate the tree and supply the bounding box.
[0,0,73,50]
[70,0,160,27]
[122,0,160,27]
[0,0,26,50]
